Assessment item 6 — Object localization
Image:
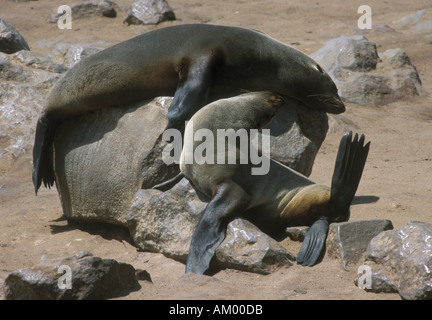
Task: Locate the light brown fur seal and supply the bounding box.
[161,91,370,274]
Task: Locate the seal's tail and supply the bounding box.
[296,131,370,267]
[32,115,56,195]
[330,131,370,217]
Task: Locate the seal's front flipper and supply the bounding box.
[296,216,329,267]
[167,52,222,130]
[186,181,250,274]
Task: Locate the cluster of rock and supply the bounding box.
[310,35,422,107]
[46,0,176,26]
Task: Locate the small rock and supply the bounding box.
[0,19,30,54]
[4,252,140,300]
[11,50,68,73]
[123,0,176,25]
[49,43,104,67]
[361,221,432,300]
[294,288,307,294]
[285,226,310,242]
[326,219,393,269]
[394,8,432,31]
[48,1,117,23]
[135,269,152,282]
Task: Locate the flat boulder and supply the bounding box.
[4,251,140,300]
[326,219,393,269]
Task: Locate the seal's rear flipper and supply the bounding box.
[32,115,56,195]
[186,181,250,274]
[331,131,370,215]
[296,217,329,266]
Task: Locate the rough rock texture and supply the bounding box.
[215,219,295,274]
[127,178,207,261]
[326,219,394,269]
[49,43,104,68]
[4,251,140,300]
[0,19,30,54]
[360,221,432,300]
[0,51,65,175]
[123,0,176,25]
[54,97,178,226]
[48,1,117,23]
[127,179,295,274]
[310,35,422,107]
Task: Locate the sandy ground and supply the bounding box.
[1,0,431,300]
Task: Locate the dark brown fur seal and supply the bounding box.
[33,24,345,194]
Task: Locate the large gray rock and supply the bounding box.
[0,51,65,175]
[4,251,140,300]
[127,179,295,274]
[310,35,422,107]
[123,0,176,25]
[326,219,393,269]
[360,221,432,300]
[54,97,179,226]
[0,19,30,54]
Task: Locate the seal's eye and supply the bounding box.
[316,64,324,73]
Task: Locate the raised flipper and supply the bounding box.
[296,131,370,267]
[32,114,57,195]
[151,172,184,191]
[186,180,250,274]
[296,216,329,266]
[331,131,370,215]
[166,52,222,130]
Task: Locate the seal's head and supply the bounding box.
[279,51,345,114]
[300,62,345,114]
